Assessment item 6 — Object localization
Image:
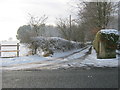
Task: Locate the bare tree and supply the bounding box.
[28,14,48,37]
[17,14,48,55]
[56,17,82,42]
[77,1,118,41]
[28,14,48,54]
[56,18,70,40]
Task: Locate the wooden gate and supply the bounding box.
[0,43,20,58]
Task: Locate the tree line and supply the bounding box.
[16,1,118,54]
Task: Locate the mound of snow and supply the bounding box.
[31,37,83,53]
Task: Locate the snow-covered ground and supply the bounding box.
[0,47,119,70]
[0,48,84,67]
[80,49,118,67]
[0,40,119,70]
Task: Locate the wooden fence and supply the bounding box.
[0,43,20,58]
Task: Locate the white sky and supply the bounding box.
[0,0,119,41]
[0,0,72,41]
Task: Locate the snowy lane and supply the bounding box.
[1,46,119,70]
[1,46,89,67]
[81,49,118,68]
[1,46,90,70]
[37,49,118,69]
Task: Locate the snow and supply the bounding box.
[66,49,87,60]
[0,40,119,70]
[0,48,84,67]
[81,49,118,67]
[31,36,82,53]
[0,40,30,57]
[100,29,119,35]
[0,47,119,70]
[60,48,118,68]
[1,55,47,66]
[51,48,85,58]
[116,50,120,54]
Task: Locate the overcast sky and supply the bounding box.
[0,0,119,41]
[0,0,73,41]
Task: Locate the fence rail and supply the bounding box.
[0,45,19,47]
[0,43,20,58]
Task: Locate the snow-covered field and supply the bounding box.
[0,40,119,70]
[1,48,85,67]
[0,40,30,57]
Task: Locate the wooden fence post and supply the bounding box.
[17,43,19,57]
[0,44,1,57]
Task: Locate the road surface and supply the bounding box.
[2,67,118,88]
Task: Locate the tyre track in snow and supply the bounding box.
[2,46,90,70]
[23,46,91,70]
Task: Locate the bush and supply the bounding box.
[30,37,83,56]
[93,29,119,59]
